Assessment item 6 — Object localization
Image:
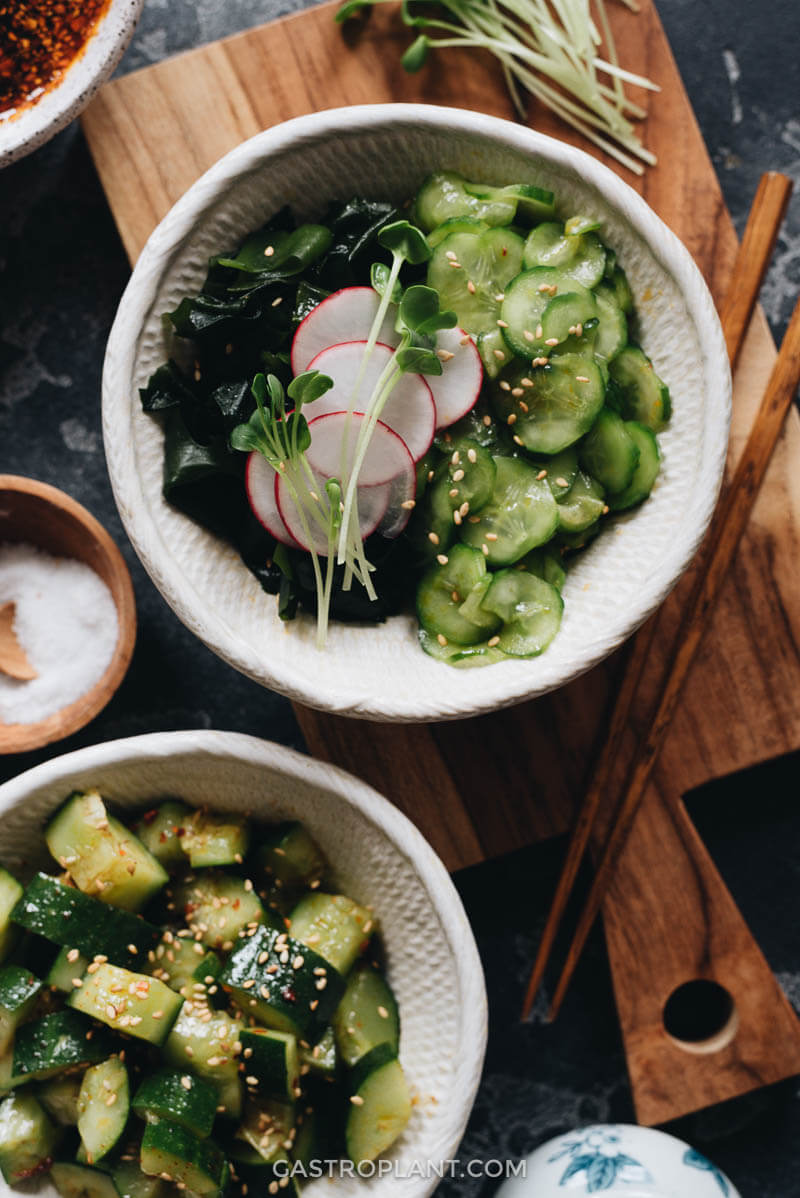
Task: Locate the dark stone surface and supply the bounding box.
[1,2,799,1194]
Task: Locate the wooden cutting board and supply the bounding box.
[82,0,800,1125]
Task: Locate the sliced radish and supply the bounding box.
[306,341,435,462]
[245,452,300,548]
[427,327,483,428]
[305,411,415,489]
[276,473,391,556]
[291,287,399,375]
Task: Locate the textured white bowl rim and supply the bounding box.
[0,0,144,167]
[103,103,731,722]
[0,729,488,1197]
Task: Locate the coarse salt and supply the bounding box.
[0,544,118,724]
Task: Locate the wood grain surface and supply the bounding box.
[82,0,800,1123]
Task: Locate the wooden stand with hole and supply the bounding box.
[82,0,800,1124]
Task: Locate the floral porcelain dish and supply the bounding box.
[496,1124,740,1197]
[102,104,731,721]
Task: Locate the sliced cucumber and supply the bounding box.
[556,471,606,533]
[174,872,265,951]
[609,264,634,313]
[13,1010,117,1083]
[427,227,525,339]
[182,809,249,868]
[300,1024,337,1077]
[0,1091,57,1182]
[47,947,90,995]
[418,631,506,668]
[606,421,661,511]
[132,801,193,869]
[522,547,567,592]
[481,570,564,657]
[492,354,605,454]
[593,282,628,361]
[522,221,606,288]
[608,345,671,432]
[540,289,599,348]
[460,456,558,565]
[345,1044,411,1166]
[221,924,345,1044]
[258,823,327,891]
[45,791,168,912]
[164,1005,243,1120]
[77,1057,129,1164]
[415,171,554,231]
[240,1028,299,1103]
[52,1161,121,1198]
[432,438,497,519]
[416,545,500,647]
[140,1119,228,1196]
[147,932,208,996]
[0,964,42,1054]
[580,407,640,494]
[12,873,160,965]
[528,445,579,499]
[332,962,400,1068]
[289,893,372,975]
[37,1074,82,1126]
[426,215,489,248]
[68,963,183,1046]
[112,1161,168,1198]
[0,869,23,964]
[133,1068,218,1138]
[500,267,593,360]
[234,1097,295,1163]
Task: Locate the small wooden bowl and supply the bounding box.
[0,476,136,754]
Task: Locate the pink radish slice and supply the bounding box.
[305,410,415,489]
[306,341,435,462]
[291,287,399,375]
[426,327,483,428]
[276,473,391,556]
[245,452,300,548]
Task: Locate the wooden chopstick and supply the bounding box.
[520,171,793,1022]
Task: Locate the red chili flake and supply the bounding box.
[280,987,296,1004]
[0,0,113,116]
[141,809,159,824]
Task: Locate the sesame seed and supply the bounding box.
[445,250,458,260]
[271,296,283,307]
[467,448,477,463]
[488,635,501,647]
[467,280,476,294]
[483,414,492,427]
[127,944,137,954]
[513,435,524,446]
[152,1011,164,1019]
[494,293,505,302]
[460,334,471,346]
[437,634,448,647]
[451,450,460,464]
[401,499,416,510]
[246,1075,260,1086]
[459,502,470,517]
[521,377,533,387]
[437,349,455,362]
[520,401,529,412]
[449,488,459,498]
[523,330,535,342]
[576,375,590,383]
[481,544,490,556]
[428,532,440,546]
[292,956,304,969]
[452,469,465,482]
[106,1004,117,1020]
[309,1000,319,1011]
[451,590,460,602]
[315,978,327,991]
[603,504,610,515]
[511,387,524,397]
[485,533,498,541]
[258,951,270,965]
[499,380,511,392]
[507,414,517,425]
[378,1005,389,1018]
[493,349,506,360]
[556,477,568,487]
[453,511,462,526]
[537,469,548,480]
[535,325,543,339]
[532,356,549,367]
[496,319,509,328]
[67,949,80,962]
[436,554,449,566]
[181,1076,193,1091]
[244,879,254,891]
[468,515,480,524]
[243,979,255,989]
[545,338,559,347]
[350,1095,365,1106]
[264,245,275,257]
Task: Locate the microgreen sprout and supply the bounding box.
[231,369,349,648]
[336,0,659,174]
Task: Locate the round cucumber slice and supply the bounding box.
[593,282,629,361]
[427,227,524,339]
[481,570,564,657]
[556,471,606,533]
[580,407,640,494]
[522,222,607,288]
[608,346,671,432]
[426,216,489,248]
[418,630,506,668]
[500,268,594,360]
[527,446,579,499]
[491,354,605,454]
[416,545,500,646]
[415,171,518,230]
[606,421,661,511]
[460,456,559,565]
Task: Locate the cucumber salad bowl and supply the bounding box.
[0,730,486,1198]
[103,105,731,721]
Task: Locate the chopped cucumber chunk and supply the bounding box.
[37,1074,82,1126]
[77,1057,129,1164]
[0,869,23,964]
[140,1119,228,1196]
[133,801,193,869]
[417,545,500,647]
[345,1045,411,1166]
[164,1006,243,1119]
[69,964,183,1046]
[0,964,42,1055]
[460,456,559,565]
[289,893,372,975]
[332,962,400,1068]
[46,791,168,912]
[182,810,249,868]
[14,1010,117,1083]
[174,872,265,951]
[133,1069,218,1138]
[0,1091,57,1183]
[258,823,327,891]
[240,1028,299,1103]
[51,1161,120,1198]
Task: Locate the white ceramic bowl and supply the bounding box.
[0,729,487,1198]
[0,0,144,167]
[497,1124,740,1198]
[103,104,731,721]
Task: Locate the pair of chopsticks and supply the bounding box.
[522,172,797,1023]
